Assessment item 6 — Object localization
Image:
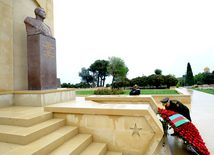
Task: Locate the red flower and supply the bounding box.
[162,115,166,119]
[157,108,210,155]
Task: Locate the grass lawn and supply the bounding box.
[76,89,179,95]
[190,88,214,95]
[76,90,96,95]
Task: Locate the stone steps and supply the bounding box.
[0,118,65,145]
[105,151,123,155]
[0,106,123,155]
[79,142,107,155]
[4,126,78,155]
[0,106,53,127]
[49,134,92,155]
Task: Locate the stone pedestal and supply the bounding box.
[27,34,57,90]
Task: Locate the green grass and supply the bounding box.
[76,90,96,95]
[123,89,179,95]
[76,89,179,95]
[190,88,214,95]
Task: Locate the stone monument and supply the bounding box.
[24,7,57,90]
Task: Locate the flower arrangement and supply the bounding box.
[157,108,210,155]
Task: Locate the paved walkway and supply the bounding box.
[169,88,214,155]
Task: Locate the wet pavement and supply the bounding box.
[168,88,214,155]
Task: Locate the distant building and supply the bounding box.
[204,67,210,73]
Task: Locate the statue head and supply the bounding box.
[34,7,46,20]
[24,7,52,37]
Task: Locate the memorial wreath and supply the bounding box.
[157,108,210,155]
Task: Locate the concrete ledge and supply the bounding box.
[0,89,76,107]
[85,95,158,113]
[13,88,75,94]
[79,94,191,105]
[152,95,191,104]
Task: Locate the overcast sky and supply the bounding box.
[53,0,214,85]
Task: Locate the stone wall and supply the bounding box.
[0,0,54,91]
[0,0,13,91]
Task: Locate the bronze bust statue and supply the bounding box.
[24,7,53,38]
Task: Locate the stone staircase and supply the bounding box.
[0,106,122,155]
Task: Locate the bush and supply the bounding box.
[106,84,111,87]
[94,89,125,95]
[196,81,203,85]
[176,81,180,88]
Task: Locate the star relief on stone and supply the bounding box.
[130,123,142,137]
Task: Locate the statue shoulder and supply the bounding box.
[24,17,43,27]
[24,17,34,24]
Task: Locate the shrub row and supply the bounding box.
[94,89,125,95]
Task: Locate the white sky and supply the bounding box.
[53,0,214,85]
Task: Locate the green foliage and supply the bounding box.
[154,69,162,75]
[186,62,194,86]
[196,81,203,85]
[94,89,125,95]
[193,71,214,85]
[78,67,93,87]
[76,89,179,95]
[191,88,214,95]
[147,74,164,88]
[107,56,129,84]
[178,77,186,87]
[117,77,130,89]
[164,75,179,88]
[61,82,86,88]
[147,74,156,87]
[89,60,109,87]
[130,76,148,87]
[112,81,119,89]
[106,84,111,87]
[194,73,205,85]
[202,72,214,84]
[176,81,180,88]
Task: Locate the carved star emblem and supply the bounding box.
[130,123,142,137]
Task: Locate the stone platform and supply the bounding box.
[0,89,75,108]
[0,106,122,155]
[44,97,164,155]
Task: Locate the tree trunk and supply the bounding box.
[102,76,106,87]
[92,72,95,88]
[97,74,100,87]
[112,76,115,85]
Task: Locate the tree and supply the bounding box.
[164,75,179,88]
[155,75,165,88]
[117,77,130,89]
[78,67,93,88]
[147,74,164,88]
[98,60,109,87]
[185,62,194,86]
[154,69,162,75]
[107,56,129,84]
[194,73,205,85]
[130,76,148,88]
[89,60,109,87]
[202,72,214,84]
[88,63,97,88]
